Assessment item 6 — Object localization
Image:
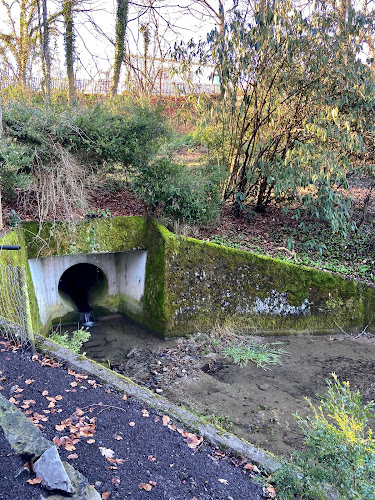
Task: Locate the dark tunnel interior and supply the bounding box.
[58,263,107,312]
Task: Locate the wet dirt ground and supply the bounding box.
[79,315,375,459]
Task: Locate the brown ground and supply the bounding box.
[81,316,375,460]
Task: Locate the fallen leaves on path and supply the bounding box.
[162,415,170,426]
[138,482,152,491]
[27,477,42,485]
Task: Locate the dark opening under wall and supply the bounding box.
[58,263,107,313]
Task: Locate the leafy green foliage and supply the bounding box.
[0,99,169,219]
[131,157,224,223]
[271,374,375,499]
[59,102,169,171]
[192,327,287,370]
[176,0,375,240]
[49,326,91,355]
[223,340,287,369]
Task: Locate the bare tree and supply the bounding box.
[0,0,38,84]
[111,0,129,95]
[36,0,52,102]
[63,0,76,102]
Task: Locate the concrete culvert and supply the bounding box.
[58,263,107,313]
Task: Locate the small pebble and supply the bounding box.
[257,383,270,391]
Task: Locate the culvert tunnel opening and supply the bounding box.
[58,263,107,314]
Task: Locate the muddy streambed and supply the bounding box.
[76,315,375,458]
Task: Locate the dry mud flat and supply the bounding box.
[82,316,375,458]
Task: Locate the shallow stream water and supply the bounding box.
[72,315,375,458]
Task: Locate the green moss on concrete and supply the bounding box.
[0,229,41,338]
[12,216,375,339]
[22,216,148,258]
[158,231,375,336]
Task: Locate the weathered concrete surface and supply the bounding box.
[33,446,74,493]
[38,335,281,473]
[28,250,147,327]
[0,394,52,457]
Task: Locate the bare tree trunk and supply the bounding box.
[111,0,129,96]
[140,24,150,94]
[37,0,52,103]
[63,0,76,103]
[218,1,224,39]
[19,0,29,85]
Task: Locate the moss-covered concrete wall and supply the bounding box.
[2,217,374,339]
[0,230,41,339]
[157,226,375,337]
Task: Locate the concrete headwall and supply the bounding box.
[0,216,374,339]
[28,250,147,327]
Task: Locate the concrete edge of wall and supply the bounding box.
[36,335,282,474]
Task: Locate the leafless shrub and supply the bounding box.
[19,142,95,222]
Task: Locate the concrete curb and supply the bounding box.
[37,335,282,473]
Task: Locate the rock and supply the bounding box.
[0,394,52,457]
[33,446,74,494]
[39,462,101,499]
[9,384,19,395]
[257,383,270,391]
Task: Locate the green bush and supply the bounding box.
[271,374,375,499]
[49,326,91,355]
[58,102,169,171]
[0,100,170,200]
[131,157,224,223]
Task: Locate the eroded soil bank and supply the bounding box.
[79,315,375,458]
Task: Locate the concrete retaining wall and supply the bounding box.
[0,216,373,339]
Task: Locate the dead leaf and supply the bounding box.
[65,445,76,452]
[25,379,35,385]
[112,477,120,485]
[115,435,123,441]
[162,415,170,426]
[102,492,111,500]
[148,455,156,462]
[244,463,254,470]
[129,421,135,427]
[70,381,78,387]
[67,453,78,459]
[266,486,277,498]
[15,388,23,393]
[122,394,127,400]
[55,395,63,401]
[27,477,42,485]
[55,424,65,432]
[138,483,152,491]
[99,447,115,459]
[184,433,203,449]
[141,409,149,418]
[149,481,157,486]
[87,439,95,444]
[42,390,48,396]
[218,478,229,485]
